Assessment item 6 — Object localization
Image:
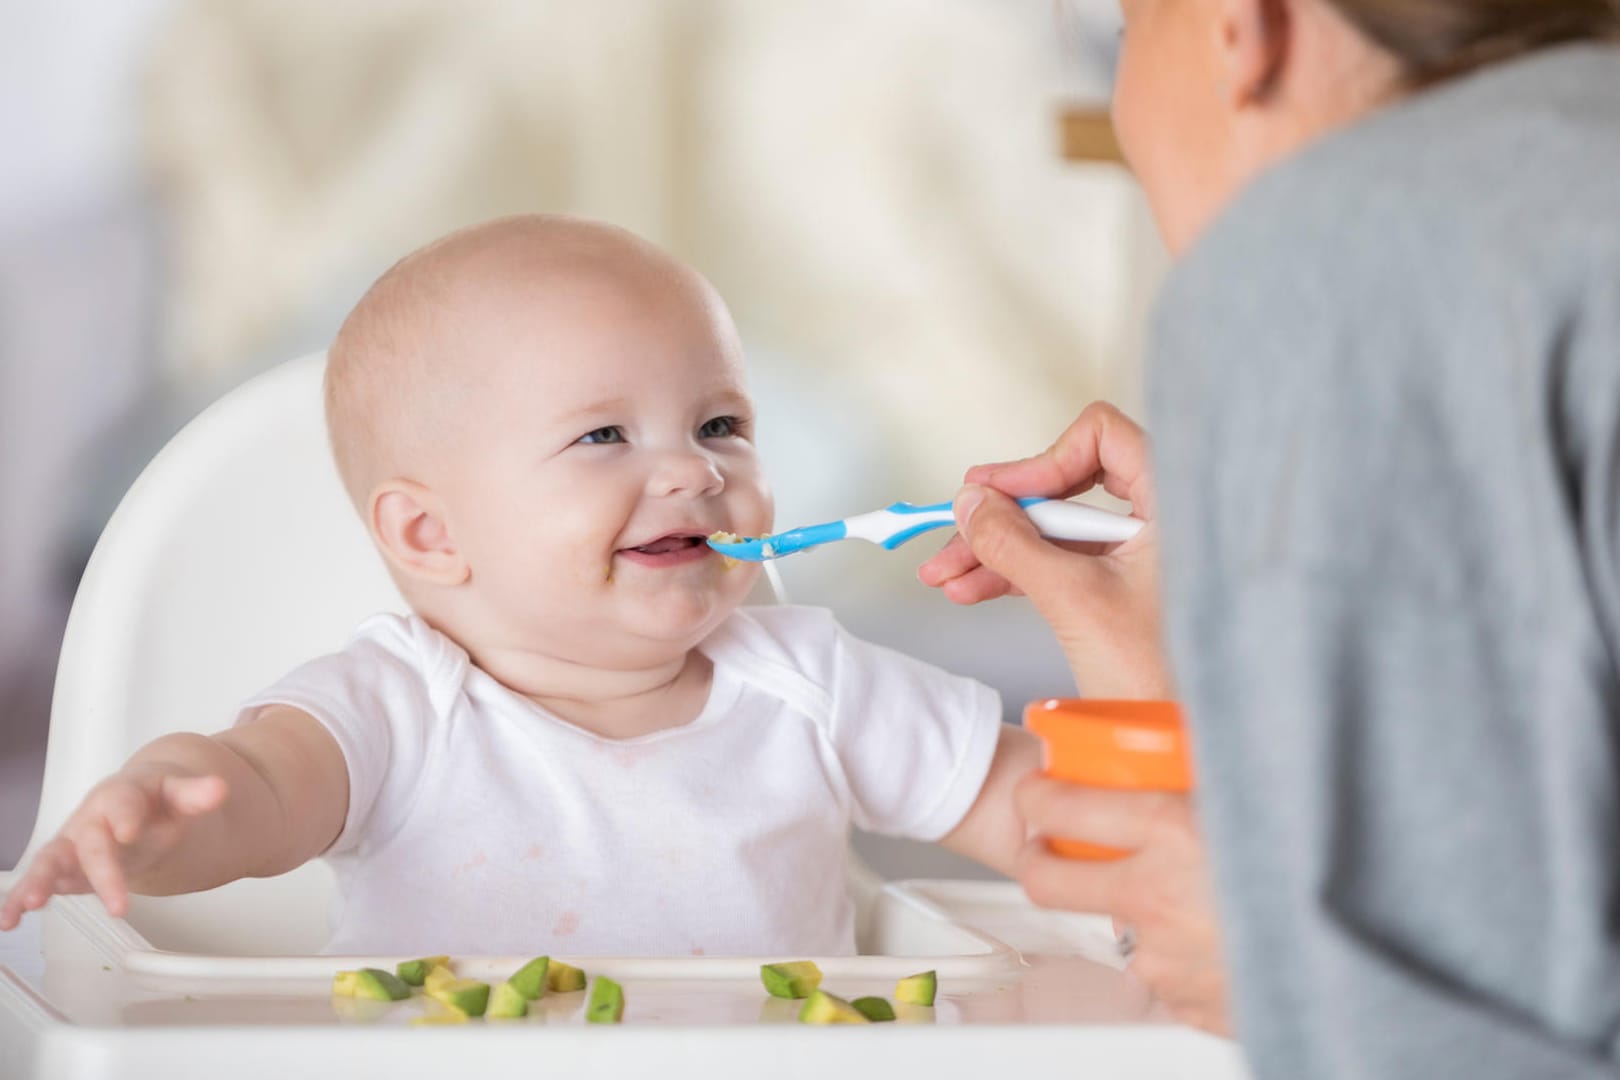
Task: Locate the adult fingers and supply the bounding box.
[74,820,130,919]
[954,486,1102,622]
[1015,774,1178,852]
[968,402,1156,519]
[1014,838,1128,916]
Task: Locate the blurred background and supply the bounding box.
[0,0,1166,877]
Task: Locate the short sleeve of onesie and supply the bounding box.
[721,607,1003,842]
[233,613,458,856]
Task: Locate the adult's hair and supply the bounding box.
[1324,0,1620,83]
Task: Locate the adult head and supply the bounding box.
[1113,0,1620,251]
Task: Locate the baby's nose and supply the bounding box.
[649,450,725,497]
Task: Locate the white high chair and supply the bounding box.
[23,354,397,953]
[1,354,1249,1080]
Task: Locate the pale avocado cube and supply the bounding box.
[427,977,491,1017]
[509,956,550,1000]
[586,976,624,1024]
[423,965,457,994]
[760,960,823,999]
[797,990,870,1025]
[547,960,587,993]
[894,970,937,1007]
[488,981,528,1019]
[851,996,896,1022]
[332,967,410,1001]
[396,955,451,987]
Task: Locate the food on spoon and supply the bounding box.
[894,970,937,1007]
[427,977,492,1017]
[760,960,823,999]
[708,530,742,569]
[851,996,896,1021]
[396,955,451,987]
[586,976,625,1023]
[423,965,458,994]
[546,960,587,993]
[508,956,551,1000]
[797,990,870,1025]
[332,967,411,1001]
[487,981,529,1019]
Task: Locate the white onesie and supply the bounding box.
[235,605,1001,957]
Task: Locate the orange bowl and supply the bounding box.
[1023,698,1192,860]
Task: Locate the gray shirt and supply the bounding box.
[1147,43,1620,1079]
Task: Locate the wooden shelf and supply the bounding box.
[1058,106,1126,166]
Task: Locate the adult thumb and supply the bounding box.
[955,485,1094,605]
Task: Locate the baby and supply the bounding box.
[0,215,1038,956]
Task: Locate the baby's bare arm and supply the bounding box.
[0,707,347,930]
[938,724,1042,877]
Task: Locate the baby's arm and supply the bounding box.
[938,723,1042,876]
[0,707,347,930]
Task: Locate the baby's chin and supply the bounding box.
[610,577,750,644]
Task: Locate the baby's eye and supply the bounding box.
[699,416,741,439]
[577,426,626,445]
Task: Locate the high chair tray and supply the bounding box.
[0,877,1251,1079]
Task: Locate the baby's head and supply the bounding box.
[325,215,773,669]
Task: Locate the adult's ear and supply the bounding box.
[368,479,470,586]
[1217,0,1291,106]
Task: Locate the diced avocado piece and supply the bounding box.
[332,968,410,1001]
[797,990,870,1025]
[396,955,451,987]
[487,981,528,1019]
[427,977,491,1017]
[851,996,896,1022]
[760,960,823,999]
[547,960,587,993]
[508,956,550,1000]
[586,976,624,1024]
[423,965,457,994]
[894,970,937,1007]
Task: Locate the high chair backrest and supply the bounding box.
[29,354,400,952]
[28,354,789,955]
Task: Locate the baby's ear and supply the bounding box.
[369,479,470,586]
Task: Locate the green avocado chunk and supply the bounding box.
[760,960,823,999]
[851,996,896,1021]
[547,960,587,993]
[332,967,411,1002]
[427,977,492,1017]
[586,976,625,1023]
[508,956,550,1000]
[488,981,529,1019]
[396,955,451,987]
[798,990,870,1024]
[894,970,937,1007]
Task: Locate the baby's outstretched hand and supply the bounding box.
[0,766,227,930]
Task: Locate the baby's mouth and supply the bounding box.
[624,534,708,556]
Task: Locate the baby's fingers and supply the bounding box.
[0,839,80,929]
[74,821,131,919]
[160,774,228,816]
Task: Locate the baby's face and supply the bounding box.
[438,261,773,666]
